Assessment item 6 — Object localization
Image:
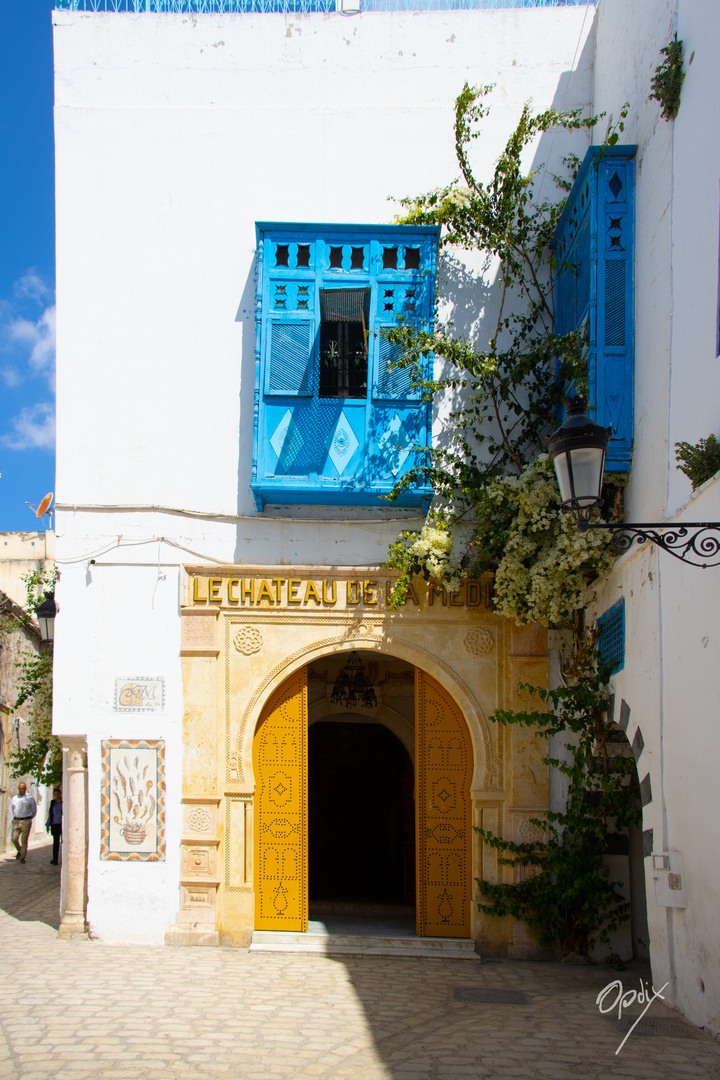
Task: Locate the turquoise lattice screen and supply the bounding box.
[55,0,596,13]
[597,599,625,674]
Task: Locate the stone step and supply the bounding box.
[249,929,479,960]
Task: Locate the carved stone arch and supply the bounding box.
[236,634,492,790]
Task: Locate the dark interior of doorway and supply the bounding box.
[308,720,415,910]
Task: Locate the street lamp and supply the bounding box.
[36,591,57,643]
[548,399,720,568]
[546,397,611,528]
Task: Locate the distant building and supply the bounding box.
[0,531,54,851]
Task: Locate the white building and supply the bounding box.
[585,0,720,1037]
[51,0,720,1037]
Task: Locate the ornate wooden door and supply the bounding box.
[253,668,308,931]
[415,670,472,938]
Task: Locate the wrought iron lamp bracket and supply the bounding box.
[575,519,720,568]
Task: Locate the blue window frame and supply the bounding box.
[597,598,625,673]
[553,146,636,472]
[252,222,440,510]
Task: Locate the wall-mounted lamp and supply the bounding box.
[548,399,720,568]
[35,591,57,643]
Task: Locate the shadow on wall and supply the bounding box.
[229,15,597,541]
[234,261,259,527]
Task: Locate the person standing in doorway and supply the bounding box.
[11,782,37,863]
[46,788,63,865]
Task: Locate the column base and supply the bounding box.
[59,912,89,939]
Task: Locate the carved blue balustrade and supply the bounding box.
[57,1,597,12]
[553,146,636,472]
[252,222,440,510]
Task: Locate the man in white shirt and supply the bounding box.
[11,782,37,863]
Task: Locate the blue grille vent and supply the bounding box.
[597,599,625,674]
[55,0,596,12]
[604,259,626,348]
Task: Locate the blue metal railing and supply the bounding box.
[55,0,596,13]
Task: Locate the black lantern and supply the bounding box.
[36,591,57,644]
[330,651,377,710]
[547,397,611,528]
[547,399,720,568]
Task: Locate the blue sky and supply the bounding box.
[0,0,57,532]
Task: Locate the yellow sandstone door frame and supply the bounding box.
[252,663,472,939]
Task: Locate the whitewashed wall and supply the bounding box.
[591,0,720,1035]
[53,7,595,944]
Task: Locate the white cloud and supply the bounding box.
[1,271,56,390]
[8,305,56,386]
[1,366,22,388]
[1,403,56,451]
[0,274,57,454]
[14,270,51,303]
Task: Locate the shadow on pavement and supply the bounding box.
[0,836,61,929]
[333,954,720,1080]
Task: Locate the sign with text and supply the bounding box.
[187,572,493,612]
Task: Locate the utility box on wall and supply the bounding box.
[652,852,686,908]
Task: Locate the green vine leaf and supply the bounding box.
[674,433,720,490]
[0,567,61,787]
[649,36,685,121]
[476,646,640,957]
[384,85,618,627]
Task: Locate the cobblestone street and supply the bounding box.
[2,841,720,1080]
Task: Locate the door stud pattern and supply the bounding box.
[253,668,307,931]
[416,671,471,938]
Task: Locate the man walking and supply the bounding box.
[11,782,37,863]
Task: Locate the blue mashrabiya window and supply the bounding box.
[252,222,440,510]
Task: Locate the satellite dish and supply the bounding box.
[35,492,54,519]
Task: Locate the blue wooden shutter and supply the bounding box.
[375,333,416,398]
[553,146,636,472]
[264,321,315,396]
[372,247,429,401]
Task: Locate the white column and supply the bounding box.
[58,737,89,938]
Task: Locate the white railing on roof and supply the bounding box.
[55,0,596,13]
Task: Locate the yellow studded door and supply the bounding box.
[416,670,472,938]
[253,668,308,931]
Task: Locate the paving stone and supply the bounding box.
[2,843,720,1080]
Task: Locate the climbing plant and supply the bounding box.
[476,646,640,958]
[384,84,620,623]
[675,433,720,490]
[649,36,685,121]
[0,568,61,787]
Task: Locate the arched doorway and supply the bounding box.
[252,656,472,938]
[308,719,414,906]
